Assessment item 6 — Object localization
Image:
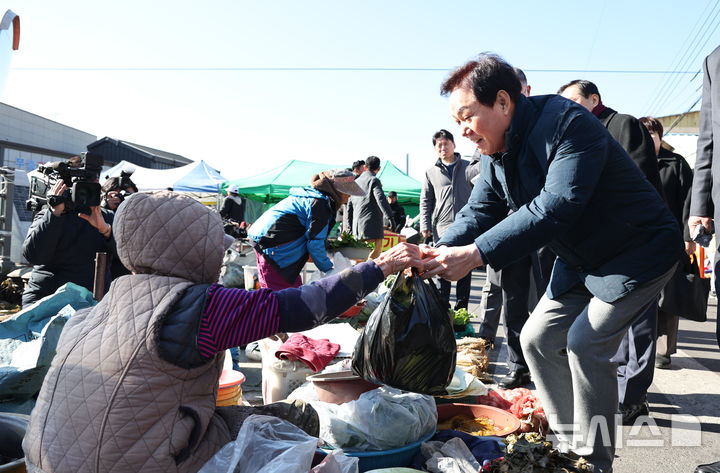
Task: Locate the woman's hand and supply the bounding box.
[373,242,426,277]
[421,244,485,280]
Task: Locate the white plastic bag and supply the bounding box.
[197,415,319,473]
[310,252,355,283]
[425,437,480,473]
[310,386,437,452]
[311,449,359,473]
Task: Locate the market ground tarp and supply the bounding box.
[222,159,422,218]
[0,283,96,412]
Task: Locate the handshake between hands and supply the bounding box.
[373,242,484,280]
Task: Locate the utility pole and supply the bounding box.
[406,153,409,175]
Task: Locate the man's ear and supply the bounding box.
[591,93,600,108]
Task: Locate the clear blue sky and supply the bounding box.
[2,0,717,181]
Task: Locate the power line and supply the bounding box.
[643,0,718,113]
[647,0,720,115]
[10,66,703,73]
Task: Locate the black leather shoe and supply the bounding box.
[696,461,720,473]
[620,400,650,425]
[498,369,531,389]
[655,354,671,369]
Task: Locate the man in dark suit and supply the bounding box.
[689,45,720,473]
[559,79,665,425]
[347,156,395,259]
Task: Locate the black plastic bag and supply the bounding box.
[351,270,456,395]
[658,254,711,322]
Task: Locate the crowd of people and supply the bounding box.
[16,49,720,473]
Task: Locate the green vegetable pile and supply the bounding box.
[487,433,593,472]
[327,232,374,250]
[453,308,471,326]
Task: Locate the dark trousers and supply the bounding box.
[500,255,534,371]
[613,303,658,405]
[477,249,555,371]
[438,271,473,310]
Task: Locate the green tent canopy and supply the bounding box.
[223,159,422,207]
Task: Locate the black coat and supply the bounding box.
[219,195,245,222]
[22,208,115,307]
[597,107,663,195]
[658,147,693,241]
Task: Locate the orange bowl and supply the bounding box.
[219,369,245,389]
[436,403,520,437]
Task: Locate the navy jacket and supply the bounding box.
[438,95,682,303]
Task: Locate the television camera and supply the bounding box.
[26,152,104,215]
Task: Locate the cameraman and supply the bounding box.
[21,179,115,307]
[101,175,138,211]
[100,176,137,278]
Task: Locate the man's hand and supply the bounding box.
[49,180,67,216]
[105,191,121,210]
[421,244,484,281]
[373,242,425,277]
[78,206,110,236]
[421,230,432,239]
[688,216,713,238]
[685,240,697,257]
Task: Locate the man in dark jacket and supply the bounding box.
[423,54,681,473]
[688,42,720,473]
[472,68,555,389]
[385,191,406,233]
[22,179,115,307]
[559,79,664,425]
[348,156,395,259]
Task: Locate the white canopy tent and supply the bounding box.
[100,160,227,193]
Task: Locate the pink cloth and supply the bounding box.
[255,251,302,290]
[275,333,341,372]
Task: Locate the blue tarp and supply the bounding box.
[0,283,96,410]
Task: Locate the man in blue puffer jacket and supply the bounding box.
[248,168,365,290]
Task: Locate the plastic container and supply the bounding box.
[262,358,313,404]
[0,413,29,473]
[318,430,434,473]
[308,371,379,404]
[436,403,520,437]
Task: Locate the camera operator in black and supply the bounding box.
[21,178,116,307]
[101,174,138,212]
[99,175,137,278]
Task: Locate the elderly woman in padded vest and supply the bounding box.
[23,191,423,473]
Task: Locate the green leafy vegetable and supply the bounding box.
[453,308,471,326]
[328,232,375,249]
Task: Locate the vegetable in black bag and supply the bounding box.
[351,270,457,395]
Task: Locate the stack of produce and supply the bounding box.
[216,369,245,407]
[483,433,592,472]
[456,337,489,378]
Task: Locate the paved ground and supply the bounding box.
[238,268,720,473]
